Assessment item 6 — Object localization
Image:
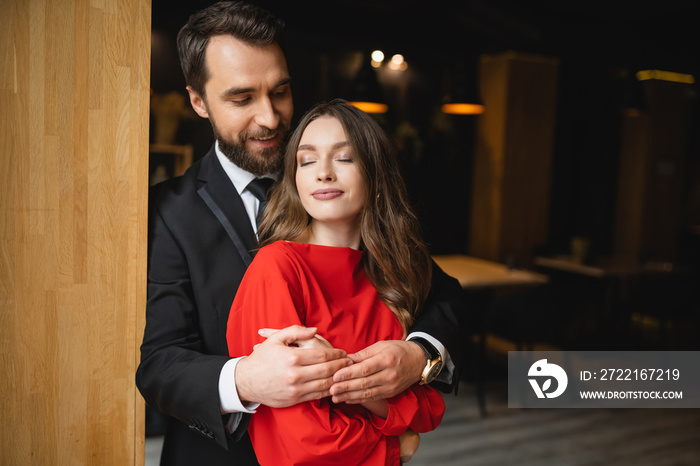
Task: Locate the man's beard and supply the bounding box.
[212,122,288,177]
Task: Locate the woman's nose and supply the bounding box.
[316,160,336,181]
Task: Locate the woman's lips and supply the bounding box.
[312,188,343,200]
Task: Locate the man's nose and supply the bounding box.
[253,97,280,129]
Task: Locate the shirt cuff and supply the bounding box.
[219,357,260,414]
[406,331,455,384]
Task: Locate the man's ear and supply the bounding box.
[187,86,210,119]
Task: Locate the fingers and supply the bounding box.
[238,339,353,407]
[330,340,422,403]
[295,358,354,398]
[294,347,349,365]
[265,357,354,407]
[314,334,331,346]
[331,357,385,403]
[333,356,380,382]
[294,334,334,350]
[259,325,318,344]
[330,371,393,403]
[344,340,386,364]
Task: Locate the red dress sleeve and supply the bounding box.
[226,243,444,465]
[369,385,445,436]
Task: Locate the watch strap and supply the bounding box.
[410,337,440,361]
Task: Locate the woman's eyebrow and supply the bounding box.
[297,141,349,152]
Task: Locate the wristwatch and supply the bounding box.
[410,337,443,385]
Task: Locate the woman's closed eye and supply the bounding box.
[297,154,316,167]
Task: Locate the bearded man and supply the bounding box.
[136,2,464,465]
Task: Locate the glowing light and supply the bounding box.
[636,69,695,84]
[441,103,485,115]
[388,54,407,71]
[371,50,385,62]
[348,101,389,114]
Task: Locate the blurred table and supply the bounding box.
[533,255,675,278]
[432,254,549,417]
[433,255,549,289]
[533,255,685,348]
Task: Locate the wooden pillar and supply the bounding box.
[614,77,694,266]
[0,0,150,464]
[469,51,559,267]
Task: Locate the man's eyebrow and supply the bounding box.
[220,77,292,99]
[220,86,253,98]
[274,77,292,88]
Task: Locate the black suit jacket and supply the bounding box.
[136,146,465,465]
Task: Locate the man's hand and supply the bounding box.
[329,340,425,404]
[235,326,351,408]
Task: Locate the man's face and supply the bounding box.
[187,35,293,176]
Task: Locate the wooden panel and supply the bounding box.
[469,52,558,267]
[469,55,509,262]
[0,0,150,464]
[614,79,693,265]
[614,111,651,266]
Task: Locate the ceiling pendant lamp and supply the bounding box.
[347,54,388,114]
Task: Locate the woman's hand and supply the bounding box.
[257,328,334,349]
[399,429,420,463]
[237,326,351,407]
[294,333,333,349]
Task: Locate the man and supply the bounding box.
[136,2,464,465]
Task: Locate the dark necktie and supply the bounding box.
[246,177,275,228]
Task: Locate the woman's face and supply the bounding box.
[295,116,366,228]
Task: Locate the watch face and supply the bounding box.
[427,361,443,382]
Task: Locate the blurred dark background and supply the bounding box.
[148,0,699,353]
[150,0,698,257]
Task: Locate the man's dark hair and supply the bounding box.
[177,1,285,97]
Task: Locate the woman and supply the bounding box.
[227,99,444,465]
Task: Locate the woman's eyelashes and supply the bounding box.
[297,154,316,167]
[297,153,354,167]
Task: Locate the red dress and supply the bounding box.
[227,241,445,465]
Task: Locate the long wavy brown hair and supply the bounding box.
[258,99,432,331]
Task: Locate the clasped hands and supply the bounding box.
[236,325,425,406]
[234,325,425,462]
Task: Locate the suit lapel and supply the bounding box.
[197,148,257,266]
